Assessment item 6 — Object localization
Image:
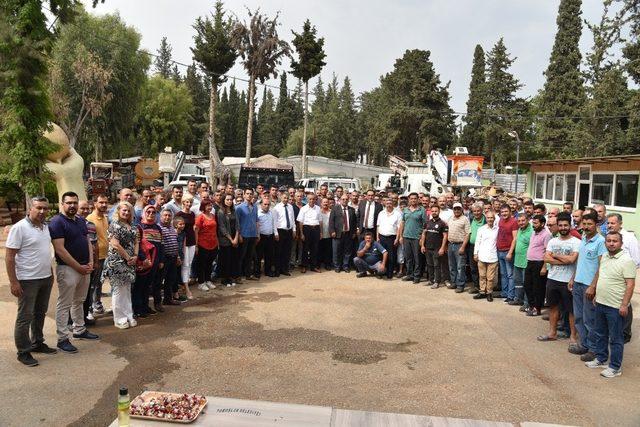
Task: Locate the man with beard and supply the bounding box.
[538,214,580,351]
[524,215,552,316]
[523,200,535,220]
[86,195,109,318]
[446,203,470,292]
[49,192,99,354]
[421,205,448,288]
[399,193,426,284]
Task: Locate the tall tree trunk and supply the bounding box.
[244,76,256,165]
[301,79,309,178]
[209,82,223,186]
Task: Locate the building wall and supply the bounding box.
[526,164,640,234]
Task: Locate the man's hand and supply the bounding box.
[238,235,243,244]
[158,263,164,270]
[81,264,94,275]
[567,279,574,292]
[620,305,629,317]
[438,248,445,256]
[377,264,386,273]
[540,266,547,276]
[10,280,23,298]
[399,237,403,245]
[393,238,399,247]
[506,251,513,262]
[127,256,137,266]
[585,285,596,301]
[331,232,336,238]
[421,246,426,254]
[194,246,199,254]
[458,247,465,255]
[473,255,478,262]
[274,234,279,242]
[300,233,305,242]
[177,258,182,266]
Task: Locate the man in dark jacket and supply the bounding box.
[358,190,383,240]
[329,194,357,272]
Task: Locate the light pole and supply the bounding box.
[508,130,521,193]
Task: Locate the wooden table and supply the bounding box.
[109,395,520,427]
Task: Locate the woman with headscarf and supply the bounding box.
[194,199,218,291]
[133,204,164,317]
[102,202,142,329]
[217,194,240,287]
[175,196,196,299]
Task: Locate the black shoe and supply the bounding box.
[413,278,421,284]
[335,268,341,273]
[455,287,465,293]
[18,352,38,367]
[473,293,487,300]
[84,318,96,326]
[508,300,523,306]
[137,312,148,318]
[154,304,165,313]
[487,294,493,302]
[73,330,100,340]
[356,272,367,278]
[31,343,57,354]
[580,351,596,362]
[468,287,480,294]
[147,307,157,315]
[281,271,291,276]
[57,339,78,353]
[344,268,351,274]
[401,275,414,282]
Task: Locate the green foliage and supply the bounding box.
[537,0,585,155]
[460,44,488,155]
[290,19,326,83]
[184,63,210,154]
[154,37,174,79]
[133,76,194,156]
[254,87,278,155]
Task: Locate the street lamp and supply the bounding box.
[508,130,521,193]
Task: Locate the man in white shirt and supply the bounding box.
[438,196,453,224]
[297,193,321,273]
[473,210,499,301]
[606,213,639,343]
[377,199,402,279]
[255,198,278,277]
[273,191,296,276]
[6,197,56,367]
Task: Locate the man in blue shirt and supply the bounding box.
[569,212,606,361]
[353,232,388,278]
[236,188,259,281]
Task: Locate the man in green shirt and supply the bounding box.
[467,202,486,294]
[512,214,532,306]
[586,231,636,378]
[398,193,426,283]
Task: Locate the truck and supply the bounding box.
[297,177,361,193]
[237,164,295,189]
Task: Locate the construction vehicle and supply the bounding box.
[87,162,113,200]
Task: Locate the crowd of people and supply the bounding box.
[7,179,637,379]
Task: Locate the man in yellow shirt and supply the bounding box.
[585,231,636,378]
[86,195,109,317]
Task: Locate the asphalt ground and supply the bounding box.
[0,249,638,426]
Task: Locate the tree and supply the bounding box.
[49,44,113,160]
[460,44,488,155]
[291,19,326,177]
[255,87,278,155]
[134,76,194,156]
[192,0,237,185]
[623,3,640,151]
[184,63,210,154]
[484,38,526,168]
[537,0,585,155]
[232,8,290,164]
[0,1,87,196]
[154,36,173,78]
[273,73,303,154]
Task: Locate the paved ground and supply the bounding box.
[0,242,638,426]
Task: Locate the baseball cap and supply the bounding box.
[453,202,463,209]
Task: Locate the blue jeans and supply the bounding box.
[594,303,625,370]
[573,282,598,351]
[497,251,514,299]
[514,266,526,303]
[447,242,466,288]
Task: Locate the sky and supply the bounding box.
[80,0,609,113]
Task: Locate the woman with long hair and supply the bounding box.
[175,197,195,299]
[101,202,141,329]
[193,199,218,291]
[217,194,240,287]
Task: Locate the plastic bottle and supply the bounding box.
[117,387,130,427]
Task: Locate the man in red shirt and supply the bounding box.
[497,204,518,301]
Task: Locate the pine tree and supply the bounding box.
[337,76,358,160]
[192,1,237,184]
[155,36,173,78]
[537,0,585,155]
[291,19,326,177]
[460,44,488,155]
[484,38,525,168]
[184,63,209,154]
[311,76,326,115]
[255,88,278,155]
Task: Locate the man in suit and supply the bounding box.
[358,190,383,240]
[329,194,357,272]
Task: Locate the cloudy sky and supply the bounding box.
[81,0,609,112]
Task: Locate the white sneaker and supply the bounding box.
[128,319,138,328]
[600,367,621,378]
[198,283,210,292]
[226,283,232,288]
[115,321,129,330]
[92,303,105,314]
[207,281,217,290]
[585,359,608,369]
[87,312,95,321]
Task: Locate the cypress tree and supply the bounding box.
[155,37,174,78]
[537,0,585,155]
[460,44,488,155]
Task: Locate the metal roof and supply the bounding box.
[520,154,640,166]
